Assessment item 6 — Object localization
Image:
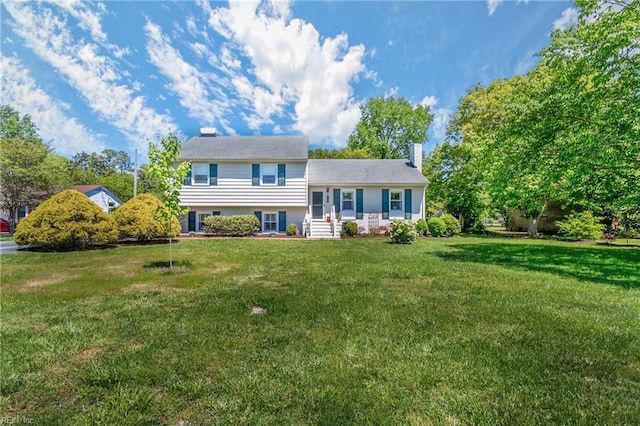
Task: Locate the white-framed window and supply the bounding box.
[390,190,403,211]
[193,163,209,184]
[198,213,211,231]
[263,212,278,232]
[342,190,354,211]
[261,164,277,185]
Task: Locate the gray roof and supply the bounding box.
[180,135,308,160]
[308,159,428,186]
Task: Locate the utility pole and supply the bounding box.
[133,148,138,197]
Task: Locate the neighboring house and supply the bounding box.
[70,185,122,214]
[178,129,427,238]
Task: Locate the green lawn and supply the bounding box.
[1,237,639,424]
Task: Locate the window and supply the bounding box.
[390,190,402,211]
[342,191,354,211]
[261,164,276,185]
[198,213,211,231]
[193,164,209,184]
[263,212,277,232]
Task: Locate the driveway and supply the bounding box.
[0,240,22,254]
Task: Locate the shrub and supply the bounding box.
[203,215,260,236]
[14,189,118,250]
[415,218,428,236]
[113,193,180,240]
[286,223,298,236]
[440,214,461,236]
[556,211,604,241]
[469,220,487,235]
[427,217,447,237]
[389,220,418,244]
[343,221,358,237]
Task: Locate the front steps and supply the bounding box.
[308,219,340,239]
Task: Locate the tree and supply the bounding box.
[13,189,118,250]
[0,106,50,233]
[113,193,180,241]
[147,132,191,270]
[347,97,433,159]
[308,147,376,159]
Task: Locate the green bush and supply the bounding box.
[14,189,118,250]
[416,218,428,236]
[286,223,298,236]
[440,214,461,236]
[389,220,418,244]
[343,221,358,237]
[203,215,260,236]
[427,217,447,237]
[556,211,604,241]
[113,193,180,240]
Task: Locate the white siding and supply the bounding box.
[179,161,307,207]
[311,185,425,231]
[181,207,307,234]
[87,191,120,214]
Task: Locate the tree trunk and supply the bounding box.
[527,216,538,237]
[459,214,465,231]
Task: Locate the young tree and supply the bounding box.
[0,105,50,233]
[147,132,191,270]
[347,96,433,159]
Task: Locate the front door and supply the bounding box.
[312,191,324,219]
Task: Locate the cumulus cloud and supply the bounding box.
[420,95,438,109]
[1,55,104,156]
[431,108,452,143]
[487,0,502,16]
[144,20,234,134]
[553,7,578,31]
[205,0,367,146]
[4,2,176,152]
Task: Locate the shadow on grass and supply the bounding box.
[143,259,193,269]
[432,241,640,289]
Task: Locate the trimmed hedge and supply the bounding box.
[113,193,180,240]
[286,223,298,236]
[416,218,428,236]
[203,215,260,236]
[14,189,118,250]
[427,217,447,237]
[343,221,358,237]
[440,214,461,236]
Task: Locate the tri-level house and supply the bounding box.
[178,128,427,238]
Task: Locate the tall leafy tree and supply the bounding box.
[347,96,433,159]
[147,132,191,270]
[0,105,50,233]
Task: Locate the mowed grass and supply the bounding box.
[1,237,639,425]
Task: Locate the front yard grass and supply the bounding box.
[1,237,639,424]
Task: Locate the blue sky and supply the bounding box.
[1,0,577,160]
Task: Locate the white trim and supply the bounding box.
[192,163,210,185]
[261,164,277,186]
[262,211,278,233]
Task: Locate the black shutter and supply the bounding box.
[183,167,192,186]
[209,164,217,186]
[188,211,196,232]
[254,211,262,228]
[356,189,363,220]
[404,189,412,220]
[278,164,286,186]
[252,164,260,186]
[278,211,286,232]
[382,189,389,219]
[333,188,341,214]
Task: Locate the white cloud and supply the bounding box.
[553,7,578,31]
[1,55,104,156]
[4,2,176,153]
[420,95,438,109]
[206,0,367,145]
[431,108,452,143]
[487,0,502,16]
[145,19,234,134]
